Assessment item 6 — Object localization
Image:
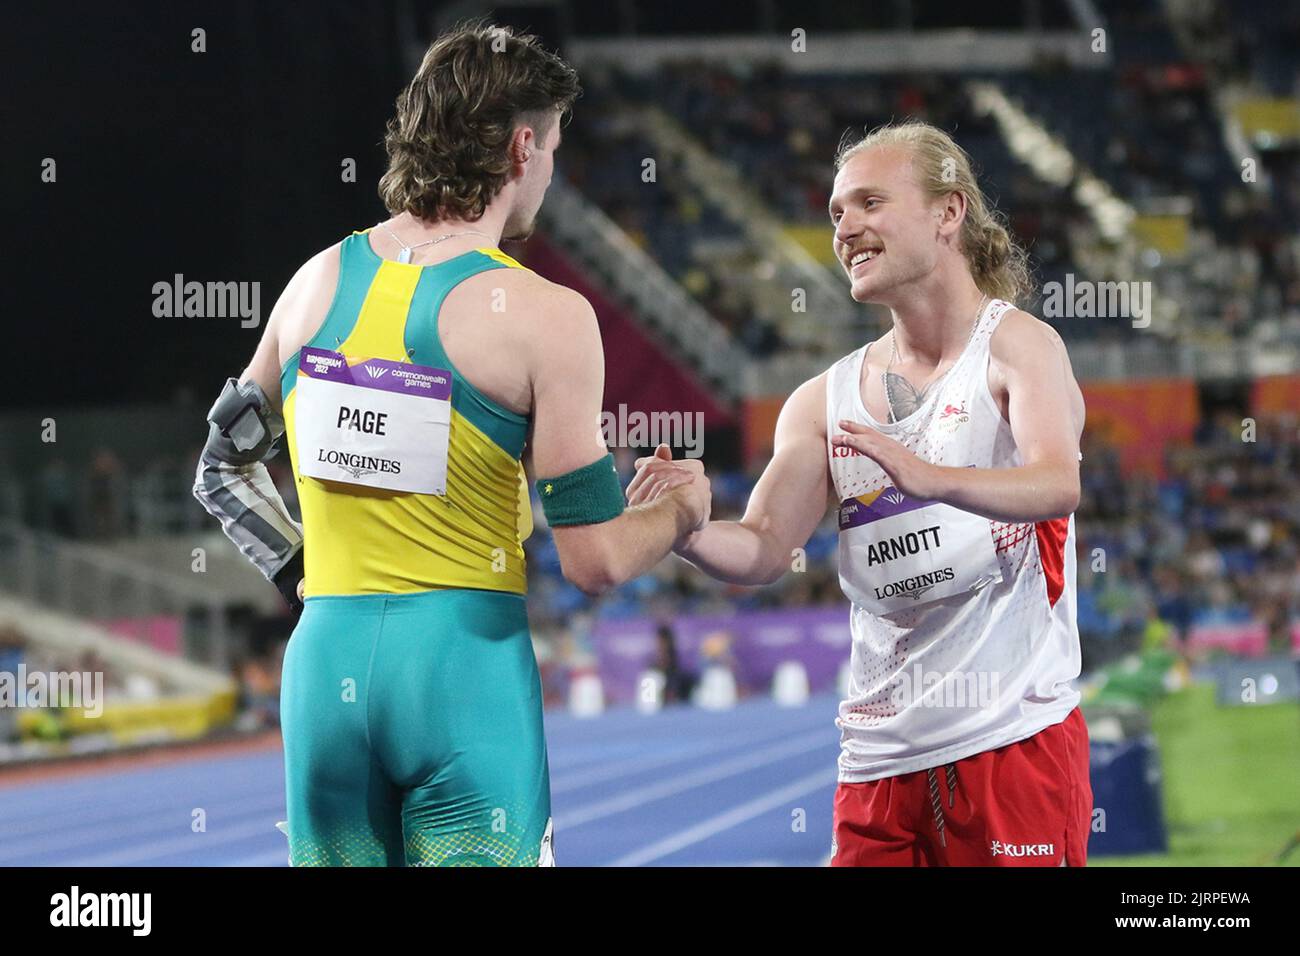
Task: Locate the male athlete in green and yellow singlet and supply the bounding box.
[193,22,711,866]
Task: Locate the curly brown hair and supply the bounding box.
[378,20,581,223]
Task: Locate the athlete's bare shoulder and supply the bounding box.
[304,239,345,273]
[505,268,592,319]
[459,262,591,324]
[777,371,830,444]
[270,241,344,368]
[284,241,344,303]
[989,307,1071,367]
[505,273,599,354]
[988,307,1084,436]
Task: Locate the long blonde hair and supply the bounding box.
[834,120,1033,304]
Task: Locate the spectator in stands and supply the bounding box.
[0,624,25,673]
[654,623,695,705]
[38,458,75,536]
[86,448,127,539]
[234,654,281,730]
[0,626,21,745]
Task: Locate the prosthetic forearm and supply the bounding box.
[193,378,305,613]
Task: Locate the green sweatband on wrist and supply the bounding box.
[536,453,626,527]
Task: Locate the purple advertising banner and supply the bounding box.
[298,346,452,401]
[592,605,853,705]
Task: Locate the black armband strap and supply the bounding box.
[535,454,625,527]
[271,547,306,616]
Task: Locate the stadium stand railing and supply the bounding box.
[0,518,233,669]
[0,593,237,761]
[637,104,863,356]
[537,175,751,399]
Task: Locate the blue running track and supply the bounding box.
[0,694,841,867]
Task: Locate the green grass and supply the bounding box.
[1094,683,1300,867]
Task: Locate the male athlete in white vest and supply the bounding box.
[629,121,1091,866]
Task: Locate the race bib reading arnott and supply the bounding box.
[294,347,452,495]
[838,486,1002,615]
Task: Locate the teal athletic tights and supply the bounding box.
[279,588,553,866]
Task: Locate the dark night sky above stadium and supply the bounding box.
[5,0,1082,411]
[8,4,412,408]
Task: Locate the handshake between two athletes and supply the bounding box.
[620,404,915,587]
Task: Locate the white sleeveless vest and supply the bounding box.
[825,298,1081,782]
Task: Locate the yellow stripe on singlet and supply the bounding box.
[478,248,528,270]
[335,259,421,360]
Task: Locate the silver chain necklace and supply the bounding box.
[883,294,988,424]
[379,222,494,264]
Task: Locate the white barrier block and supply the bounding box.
[568,672,605,717]
[772,660,810,707]
[694,665,737,711]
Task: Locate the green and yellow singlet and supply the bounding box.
[279,230,534,597]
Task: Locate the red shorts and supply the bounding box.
[831,707,1092,867]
